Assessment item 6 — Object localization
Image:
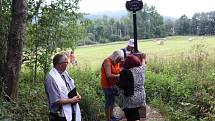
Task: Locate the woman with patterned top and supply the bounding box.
[117,55,146,121]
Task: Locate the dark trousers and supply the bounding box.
[49,112,76,121]
[72,113,76,121]
[123,107,140,121]
[49,112,67,121]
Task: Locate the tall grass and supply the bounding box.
[0,68,49,121]
[1,36,215,120]
[145,42,215,120]
[68,66,104,121]
[0,66,104,121]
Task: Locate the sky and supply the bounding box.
[78,0,215,18]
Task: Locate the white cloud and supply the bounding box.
[79,0,215,18]
[79,0,126,13]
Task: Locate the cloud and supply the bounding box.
[78,0,215,18]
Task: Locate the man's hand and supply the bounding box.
[71,96,80,104]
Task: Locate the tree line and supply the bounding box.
[84,4,215,44]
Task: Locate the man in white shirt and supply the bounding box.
[44,53,81,121]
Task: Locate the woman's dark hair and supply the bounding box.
[53,53,64,66]
[133,52,146,64]
[124,55,141,69]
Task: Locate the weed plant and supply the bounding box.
[1,38,215,120]
[68,66,104,121]
[0,65,104,121]
[146,42,215,121]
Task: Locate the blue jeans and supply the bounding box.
[103,88,115,110]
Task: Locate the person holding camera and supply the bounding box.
[44,52,81,121]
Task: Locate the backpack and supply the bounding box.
[121,48,126,58]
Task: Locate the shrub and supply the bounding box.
[145,43,215,120]
[109,35,121,42]
[69,66,104,121]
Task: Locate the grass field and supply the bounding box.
[75,36,215,69]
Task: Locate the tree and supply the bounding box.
[175,15,191,35]
[137,4,165,38]
[191,13,201,35]
[209,11,215,35]
[121,15,132,38]
[190,11,215,35]
[3,0,27,100]
[0,0,11,96]
[164,19,175,36]
[23,0,87,81]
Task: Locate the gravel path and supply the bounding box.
[113,105,165,121]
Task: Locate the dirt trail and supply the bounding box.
[113,105,165,121]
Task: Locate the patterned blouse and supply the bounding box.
[118,66,146,109]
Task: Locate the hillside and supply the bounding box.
[84,10,176,21]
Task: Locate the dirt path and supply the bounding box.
[113,105,165,121]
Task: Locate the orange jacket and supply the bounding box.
[100,58,120,89]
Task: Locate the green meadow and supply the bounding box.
[1,36,214,120]
[73,36,215,120]
[75,36,215,69]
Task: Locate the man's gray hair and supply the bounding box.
[53,52,67,66]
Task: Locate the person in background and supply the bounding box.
[117,55,146,121]
[44,53,81,121]
[100,50,124,121]
[121,39,135,58]
[70,51,77,67]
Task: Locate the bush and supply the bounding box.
[68,66,104,121]
[99,38,109,43]
[145,43,215,120]
[109,35,121,42]
[0,81,49,121]
[0,66,104,121]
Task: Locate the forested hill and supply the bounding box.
[84,10,176,21]
[80,4,215,46]
[84,10,127,19]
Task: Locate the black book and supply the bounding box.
[68,87,77,98]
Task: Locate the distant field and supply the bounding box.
[75,36,215,69]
